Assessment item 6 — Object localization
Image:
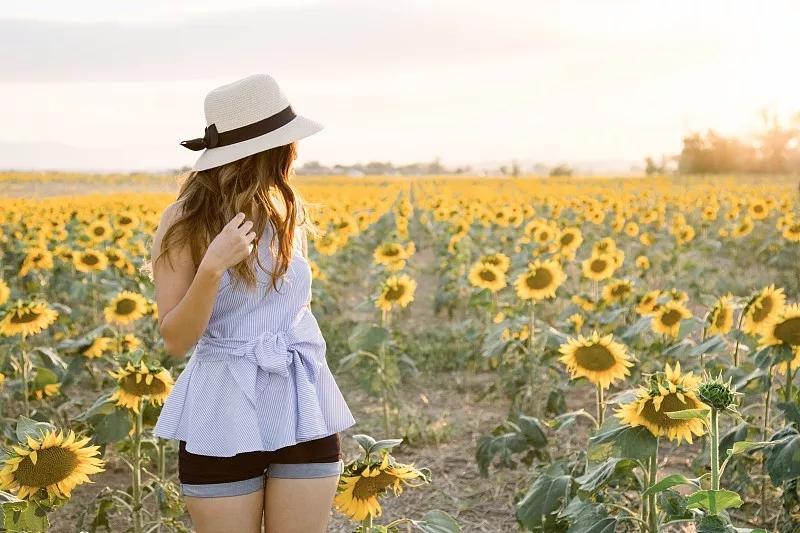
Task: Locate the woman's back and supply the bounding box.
[153,219,357,457]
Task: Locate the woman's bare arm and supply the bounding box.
[151,202,224,359]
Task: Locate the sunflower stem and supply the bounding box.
[527,300,535,354]
[759,364,773,522]
[646,442,658,533]
[709,407,719,515]
[132,398,144,533]
[20,336,30,417]
[361,513,374,530]
[380,309,391,437]
[732,306,746,367]
[785,362,796,403]
[595,384,604,428]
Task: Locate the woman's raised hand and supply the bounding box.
[200,212,257,275]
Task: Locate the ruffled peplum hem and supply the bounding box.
[153,307,357,457]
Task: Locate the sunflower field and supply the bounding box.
[1,173,799,532]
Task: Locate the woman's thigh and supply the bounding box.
[263,470,341,533]
[185,486,265,533]
[178,440,270,533]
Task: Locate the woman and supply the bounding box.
[149,74,357,533]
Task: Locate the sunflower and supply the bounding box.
[650,300,692,338]
[0,278,10,306]
[479,252,511,273]
[514,259,566,301]
[624,221,639,237]
[373,243,408,266]
[104,290,149,326]
[85,220,113,243]
[615,362,706,445]
[501,324,530,342]
[72,248,109,273]
[334,449,428,521]
[0,299,59,338]
[772,348,800,376]
[601,279,634,304]
[18,247,55,277]
[758,304,800,349]
[731,217,754,238]
[30,382,60,401]
[707,294,735,335]
[120,333,142,352]
[635,255,650,270]
[107,360,174,414]
[742,285,786,336]
[308,259,327,281]
[558,331,634,388]
[582,253,617,281]
[568,313,584,331]
[468,261,506,292]
[571,294,596,312]
[313,233,341,256]
[81,336,115,359]
[558,227,583,254]
[782,221,800,242]
[0,428,106,500]
[375,274,417,311]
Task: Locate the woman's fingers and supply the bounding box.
[225,212,246,231]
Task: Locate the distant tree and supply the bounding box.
[549,164,573,177]
[644,157,663,175]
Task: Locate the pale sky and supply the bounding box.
[1,0,799,172]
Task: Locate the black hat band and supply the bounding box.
[180,105,297,151]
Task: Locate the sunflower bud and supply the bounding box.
[697,375,736,410]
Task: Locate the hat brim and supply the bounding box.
[190,115,324,172]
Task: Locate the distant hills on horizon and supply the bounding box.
[0,140,644,176]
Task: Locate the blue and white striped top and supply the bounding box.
[153,219,357,457]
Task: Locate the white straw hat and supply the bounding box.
[180,74,323,172]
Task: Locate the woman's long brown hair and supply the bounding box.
[149,142,322,293]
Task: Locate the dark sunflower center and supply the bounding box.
[660,309,683,327]
[590,259,608,273]
[751,297,774,323]
[560,233,574,246]
[538,232,550,242]
[93,227,106,236]
[14,446,79,488]
[573,344,616,371]
[640,392,699,428]
[384,285,406,301]
[11,310,42,324]
[119,216,133,225]
[526,268,553,290]
[479,269,497,282]
[115,299,137,315]
[121,374,166,396]
[82,254,99,266]
[382,247,400,257]
[352,471,396,500]
[773,317,800,346]
[714,308,728,328]
[611,285,630,297]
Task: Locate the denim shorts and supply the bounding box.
[178,433,344,498]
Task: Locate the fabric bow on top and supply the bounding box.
[191,308,325,408]
[180,123,220,151]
